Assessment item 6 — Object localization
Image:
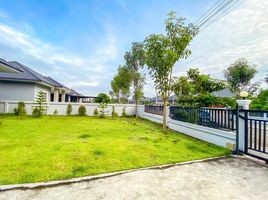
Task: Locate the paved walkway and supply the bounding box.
[1,157,268,200]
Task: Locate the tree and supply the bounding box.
[32,91,47,117]
[251,89,268,110]
[125,42,146,118]
[144,11,198,131]
[94,93,111,104]
[265,74,268,84]
[110,65,132,103]
[224,58,257,95]
[174,68,226,107]
[174,68,226,106]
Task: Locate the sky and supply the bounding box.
[0,0,267,97]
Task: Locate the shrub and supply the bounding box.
[122,106,127,117]
[53,109,58,115]
[32,107,40,117]
[14,101,27,116]
[93,108,99,116]
[78,105,87,116]
[98,102,109,118]
[66,104,72,115]
[111,106,118,118]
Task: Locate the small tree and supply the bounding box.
[121,107,127,117]
[66,104,72,115]
[93,108,99,116]
[14,101,27,116]
[98,102,109,118]
[94,93,111,104]
[110,65,132,103]
[125,42,146,118]
[111,106,118,118]
[78,105,87,116]
[144,11,198,131]
[224,58,257,95]
[32,91,47,117]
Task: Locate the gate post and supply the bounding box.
[236,98,251,153]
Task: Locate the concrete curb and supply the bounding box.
[0,155,234,192]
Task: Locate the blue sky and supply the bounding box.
[0,0,267,96]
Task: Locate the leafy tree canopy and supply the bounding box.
[144,11,198,131]
[110,65,132,103]
[94,93,111,104]
[224,58,257,95]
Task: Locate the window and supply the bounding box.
[50,93,54,102]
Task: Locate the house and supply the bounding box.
[0,58,93,103]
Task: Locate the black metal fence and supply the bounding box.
[243,110,268,161]
[145,105,163,116]
[169,106,236,131]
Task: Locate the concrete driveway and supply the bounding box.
[1,157,268,200]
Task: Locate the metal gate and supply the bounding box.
[242,110,268,162]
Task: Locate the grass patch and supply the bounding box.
[0,116,230,184]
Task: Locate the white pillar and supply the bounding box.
[236,99,251,152]
[236,99,251,110]
[54,90,59,102]
[62,92,65,102]
[68,95,71,102]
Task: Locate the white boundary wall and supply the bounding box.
[137,105,236,149]
[0,100,137,116]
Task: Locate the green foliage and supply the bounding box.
[111,106,118,118]
[125,42,146,114]
[144,11,198,130]
[67,104,72,115]
[32,91,47,117]
[224,58,258,95]
[14,101,26,116]
[93,108,99,116]
[251,89,268,110]
[98,102,109,118]
[121,106,127,117]
[174,68,227,107]
[94,93,111,104]
[53,109,58,116]
[110,65,132,103]
[78,105,87,116]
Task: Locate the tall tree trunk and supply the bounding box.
[162,98,168,132]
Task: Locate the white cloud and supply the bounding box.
[0,22,119,95]
[176,0,268,78]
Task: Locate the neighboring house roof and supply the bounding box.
[0,58,81,95]
[0,58,22,73]
[213,88,236,97]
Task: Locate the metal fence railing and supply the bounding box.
[145,105,163,116]
[243,110,268,161]
[169,106,236,131]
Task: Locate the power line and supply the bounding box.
[194,0,223,25]
[200,0,244,31]
[197,0,233,29]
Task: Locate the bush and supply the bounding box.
[66,104,72,115]
[111,106,118,118]
[53,109,58,115]
[32,107,40,118]
[93,108,99,116]
[78,105,87,116]
[122,107,127,117]
[14,101,26,116]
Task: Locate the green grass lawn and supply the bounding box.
[0,115,230,185]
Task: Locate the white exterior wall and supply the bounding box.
[0,101,137,117]
[34,84,51,102]
[0,81,35,101]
